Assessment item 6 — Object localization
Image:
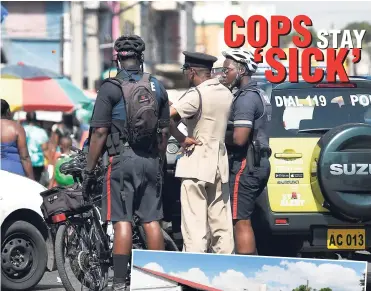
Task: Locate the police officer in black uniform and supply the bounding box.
[222,48,272,255]
[83,35,170,290]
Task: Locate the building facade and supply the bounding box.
[100,1,196,88]
[193,2,276,58]
[131,266,222,291]
[1,1,196,89]
[1,1,64,72]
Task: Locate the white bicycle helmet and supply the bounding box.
[222,49,258,74]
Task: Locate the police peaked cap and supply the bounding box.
[182,51,218,70]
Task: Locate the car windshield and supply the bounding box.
[268,82,371,138]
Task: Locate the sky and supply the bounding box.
[132,250,367,291]
[195,1,371,31]
[257,1,371,31]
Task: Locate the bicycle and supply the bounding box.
[41,147,178,291]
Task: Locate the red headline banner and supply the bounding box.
[224,15,364,83]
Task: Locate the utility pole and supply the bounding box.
[201,20,207,53]
[147,2,156,74]
[70,1,84,89]
[111,1,121,56]
[98,1,143,50]
[62,1,71,79]
[179,2,187,62]
[85,2,101,90]
[60,15,64,76]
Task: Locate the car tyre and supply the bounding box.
[1,220,47,290]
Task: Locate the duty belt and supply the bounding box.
[229,147,271,159]
[108,144,131,157]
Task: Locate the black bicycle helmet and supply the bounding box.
[114,35,145,54]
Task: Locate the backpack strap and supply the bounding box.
[141,73,151,82]
[178,87,202,121]
[194,87,202,120]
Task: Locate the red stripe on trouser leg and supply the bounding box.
[232,158,246,220]
[106,157,113,221]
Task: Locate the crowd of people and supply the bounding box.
[0,102,81,188]
[80,35,272,290]
[1,33,272,291]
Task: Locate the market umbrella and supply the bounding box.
[75,101,95,125]
[0,63,91,112]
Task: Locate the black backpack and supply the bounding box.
[108,73,160,150]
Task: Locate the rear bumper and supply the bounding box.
[252,191,371,253]
[254,188,371,234]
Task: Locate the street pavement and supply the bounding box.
[34,270,116,291]
[33,271,65,291]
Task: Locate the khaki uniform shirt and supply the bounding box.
[172,78,233,184]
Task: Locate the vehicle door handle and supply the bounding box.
[274,153,302,159]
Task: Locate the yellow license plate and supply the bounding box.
[327,229,366,250]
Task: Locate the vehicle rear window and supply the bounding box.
[268,86,371,138]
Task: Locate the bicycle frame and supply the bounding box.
[59,200,112,265]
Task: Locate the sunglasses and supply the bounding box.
[181,64,191,75]
[221,67,234,74]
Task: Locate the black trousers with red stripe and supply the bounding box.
[229,156,271,220]
[101,149,164,223]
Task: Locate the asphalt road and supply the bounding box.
[33,270,115,291]
[33,271,65,291]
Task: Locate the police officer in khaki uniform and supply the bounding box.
[169,51,235,254]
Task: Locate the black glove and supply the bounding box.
[82,169,97,198]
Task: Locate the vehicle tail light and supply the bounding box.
[52,213,67,223]
[315,83,357,88]
[275,218,288,225]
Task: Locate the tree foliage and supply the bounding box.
[292,285,311,291]
[343,21,371,44]
[292,285,333,291]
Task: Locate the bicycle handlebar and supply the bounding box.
[59,149,104,181]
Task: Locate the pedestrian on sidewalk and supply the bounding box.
[23,112,49,183]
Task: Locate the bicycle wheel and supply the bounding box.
[55,222,109,291]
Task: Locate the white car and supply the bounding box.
[0,170,55,290]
